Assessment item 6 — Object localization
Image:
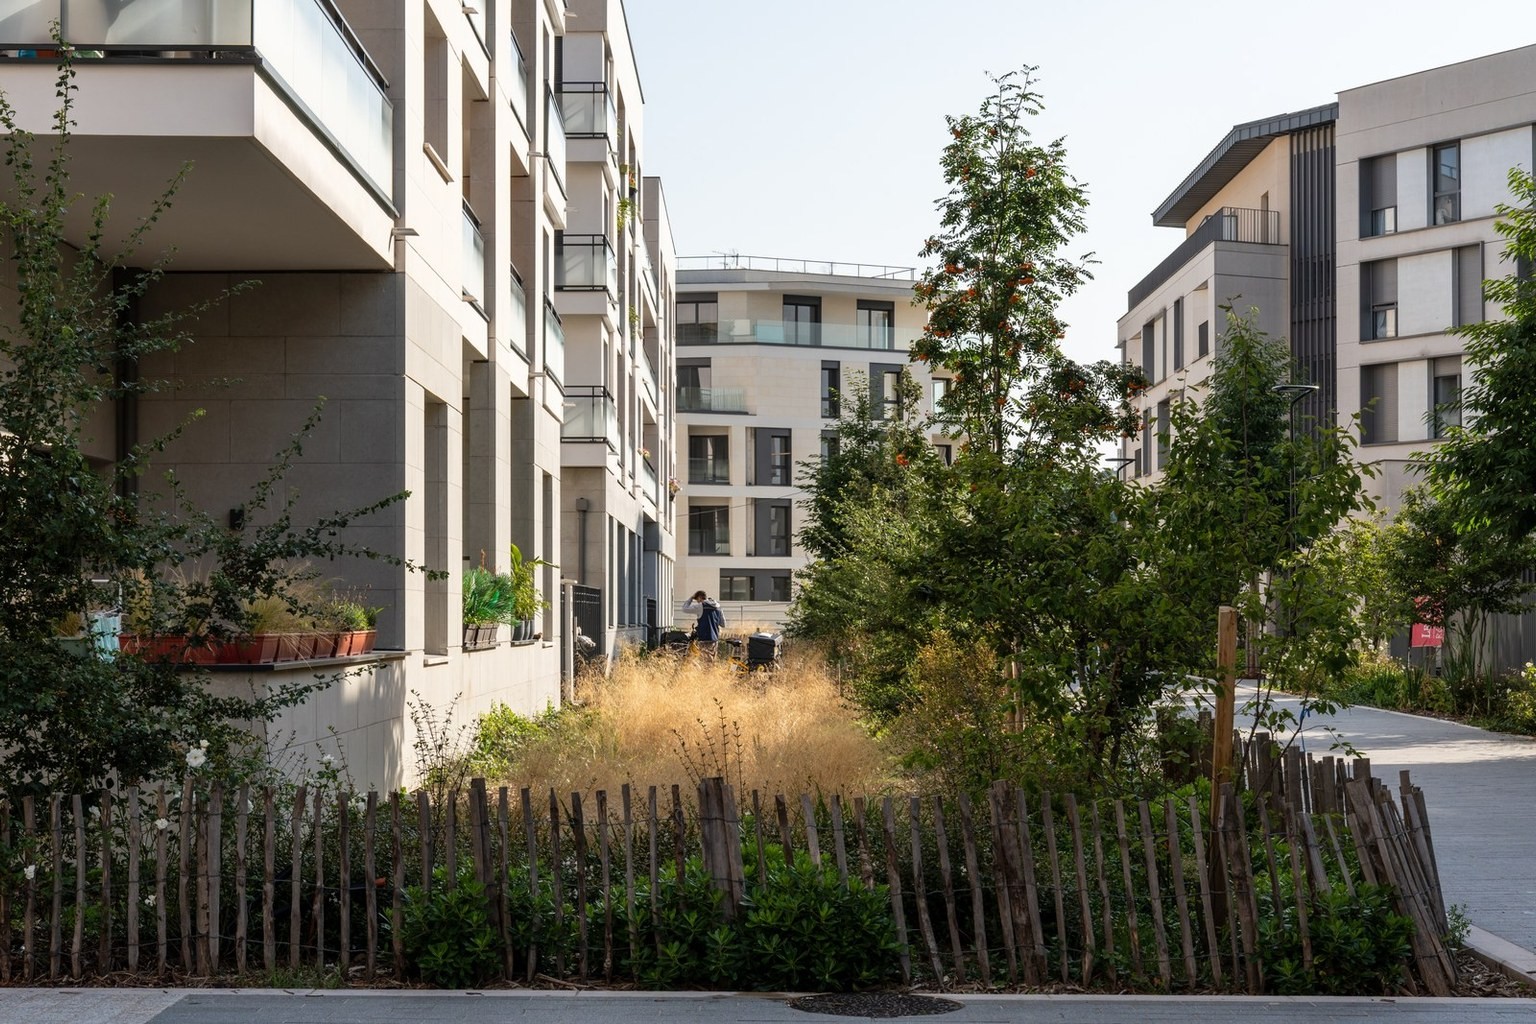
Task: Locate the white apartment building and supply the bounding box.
[672,257,943,625]
[1118,105,1337,483]
[1336,44,1536,511]
[554,0,676,654]
[0,0,674,787]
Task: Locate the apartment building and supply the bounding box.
[0,0,674,787]
[1117,105,1337,483]
[672,257,941,624]
[555,0,677,654]
[1336,44,1536,510]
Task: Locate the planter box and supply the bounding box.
[218,634,282,665]
[119,634,218,664]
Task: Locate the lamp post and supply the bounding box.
[1105,455,1135,480]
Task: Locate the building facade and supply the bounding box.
[0,0,674,788]
[671,257,942,626]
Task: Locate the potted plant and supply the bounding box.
[316,594,380,657]
[507,543,550,643]
[463,564,514,650]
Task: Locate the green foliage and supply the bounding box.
[402,868,503,988]
[467,701,559,779]
[462,564,515,626]
[1258,884,1414,995]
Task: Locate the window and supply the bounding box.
[821,362,840,418]
[932,377,951,411]
[677,361,709,411]
[676,294,719,344]
[1141,409,1151,474]
[857,300,895,350]
[1362,154,1398,237]
[768,434,792,485]
[1432,143,1460,225]
[767,504,791,556]
[1363,260,1398,340]
[871,365,903,420]
[768,574,792,602]
[1359,364,1399,444]
[720,574,752,601]
[934,443,952,465]
[423,11,450,168]
[1141,320,1156,382]
[688,434,728,484]
[1432,357,1461,439]
[783,296,820,345]
[688,504,730,556]
[1133,448,1143,478]
[820,432,839,462]
[1172,298,1184,371]
[1455,245,1483,327]
[1155,398,1170,471]
[1197,321,1210,360]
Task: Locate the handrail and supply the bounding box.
[677,254,916,280]
[1127,207,1282,309]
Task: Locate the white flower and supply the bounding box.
[320,754,335,765]
[153,817,170,832]
[145,893,156,907]
[198,739,209,749]
[23,864,35,881]
[185,747,208,769]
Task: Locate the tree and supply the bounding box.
[912,67,1140,461]
[1421,168,1536,544]
[0,60,419,794]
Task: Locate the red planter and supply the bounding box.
[118,634,219,664]
[217,634,282,665]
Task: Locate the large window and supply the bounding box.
[871,365,903,420]
[676,294,718,345]
[1455,245,1483,327]
[767,504,791,556]
[1361,154,1398,237]
[769,434,792,485]
[1363,260,1398,340]
[857,300,895,350]
[1433,143,1460,225]
[1141,320,1156,382]
[1172,298,1184,371]
[821,362,840,418]
[768,573,792,602]
[719,575,752,601]
[1359,364,1399,444]
[932,377,952,421]
[1432,358,1461,439]
[688,433,729,484]
[1155,398,1170,471]
[688,504,730,556]
[1197,320,1210,360]
[783,296,820,345]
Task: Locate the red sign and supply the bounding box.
[1411,596,1444,648]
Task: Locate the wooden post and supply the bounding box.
[1209,605,1239,919]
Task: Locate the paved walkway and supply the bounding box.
[2,990,1535,1024]
[1256,689,1536,951]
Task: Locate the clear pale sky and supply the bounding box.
[625,0,1536,367]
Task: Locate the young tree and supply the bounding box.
[0,61,418,794]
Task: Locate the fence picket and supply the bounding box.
[852,796,874,891]
[126,789,140,976]
[621,784,638,979]
[907,796,943,981]
[235,784,249,975]
[930,796,966,984]
[154,787,167,977]
[1137,799,1172,988]
[497,787,513,981]
[801,794,822,869]
[50,796,62,981]
[1089,802,1117,984]
[289,786,305,970]
[570,791,590,981]
[830,794,850,888]
[71,793,84,979]
[774,794,792,867]
[647,786,660,958]
[1065,794,1096,985]
[1013,789,1047,982]
[22,797,37,982]
[365,791,378,980]
[596,789,614,981]
[1112,800,1143,978]
[263,788,276,974]
[1286,816,1313,971]
[955,793,990,988]
[98,790,113,973]
[312,787,325,970]
[879,797,912,985]
[1040,794,1069,983]
[671,785,686,882]
[338,792,351,974]
[178,782,193,973]
[986,785,1018,986]
[1186,796,1221,988]
[1163,798,1196,987]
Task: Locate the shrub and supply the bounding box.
[401,868,503,988]
[1258,884,1414,995]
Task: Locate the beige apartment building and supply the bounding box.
[672,257,942,625]
[0,0,674,787]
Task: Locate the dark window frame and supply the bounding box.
[856,299,896,350]
[1432,142,1461,226]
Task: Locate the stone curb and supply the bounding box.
[1466,924,1536,990]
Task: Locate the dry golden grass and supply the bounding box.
[500,644,895,801]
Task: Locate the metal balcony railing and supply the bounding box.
[561,386,617,445]
[676,319,921,351]
[0,0,395,196]
[559,81,616,147]
[676,254,916,280]
[556,233,618,294]
[676,387,747,413]
[1127,207,1283,309]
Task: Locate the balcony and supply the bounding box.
[508,28,529,134]
[461,201,485,308]
[507,268,528,357]
[638,348,658,409]
[562,386,618,446]
[689,458,730,485]
[556,233,618,295]
[677,254,916,280]
[558,81,616,149]
[543,300,566,386]
[639,459,659,506]
[677,387,748,413]
[0,0,396,269]
[1127,207,1282,309]
[544,90,567,195]
[677,319,922,351]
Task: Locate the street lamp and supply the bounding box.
[1104,455,1135,480]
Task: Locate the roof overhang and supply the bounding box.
[1151,103,1338,228]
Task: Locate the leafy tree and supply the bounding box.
[0,60,419,794]
[1420,168,1536,545]
[912,67,1140,460]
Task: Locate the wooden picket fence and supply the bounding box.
[0,740,1454,993]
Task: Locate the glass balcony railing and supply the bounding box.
[461,201,485,305]
[507,269,528,356]
[556,233,618,294]
[562,386,617,445]
[677,319,921,351]
[462,3,484,49]
[508,28,529,131]
[2,1,395,196]
[689,458,730,484]
[543,299,565,386]
[558,81,616,147]
[638,348,658,407]
[545,90,567,191]
[640,459,659,505]
[676,387,747,413]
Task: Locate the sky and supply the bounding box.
[625,0,1536,368]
